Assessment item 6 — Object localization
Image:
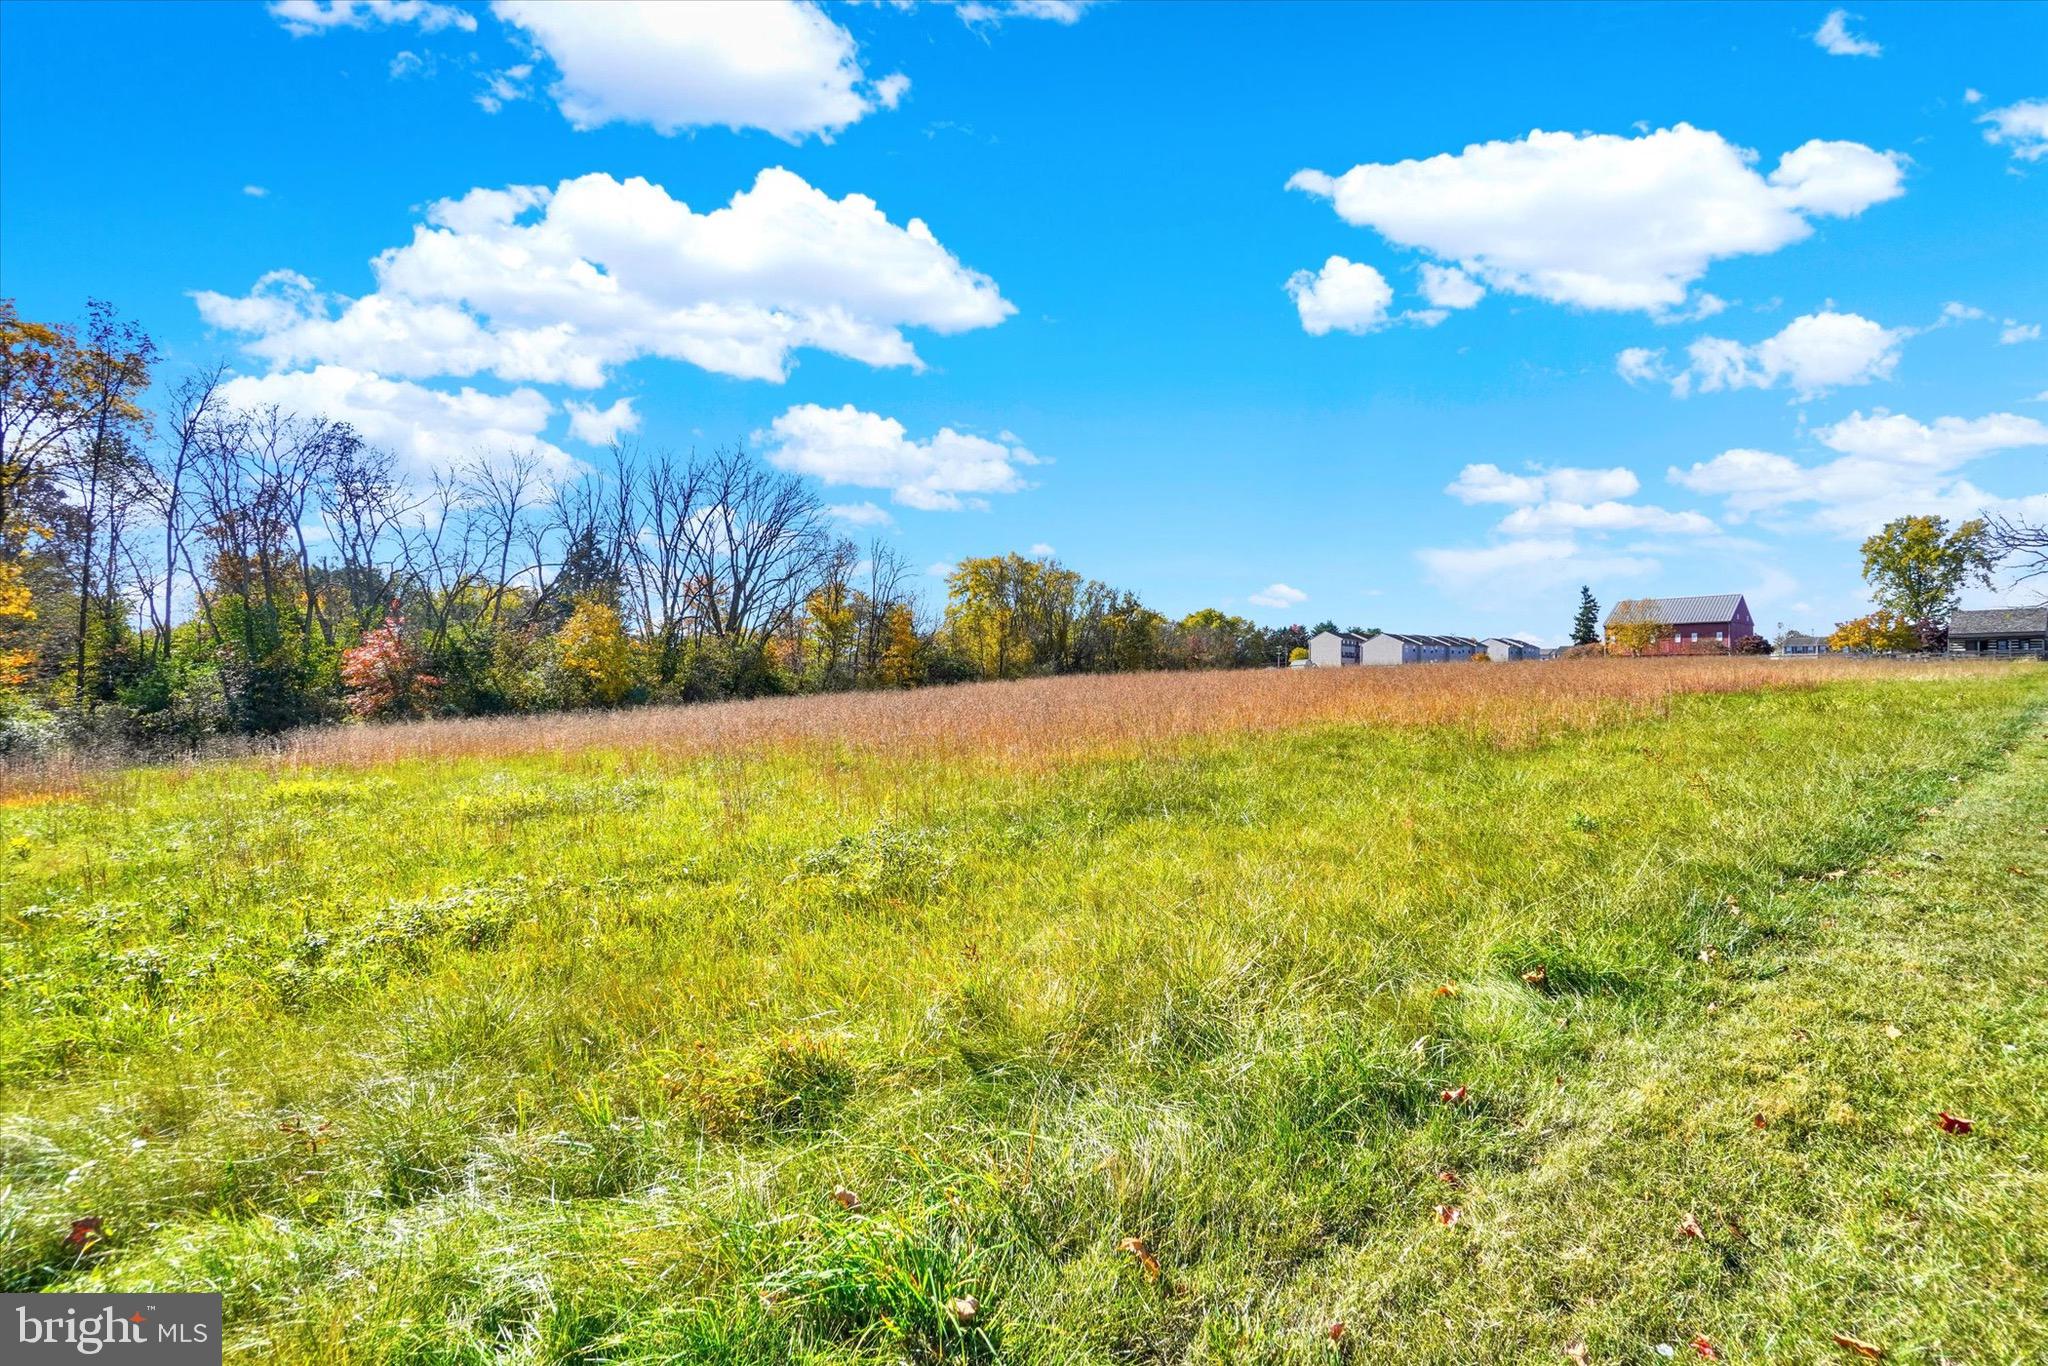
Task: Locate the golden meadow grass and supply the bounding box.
[0,656,2004,804]
[2,662,2043,1361]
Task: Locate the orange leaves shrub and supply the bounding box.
[338,614,440,720]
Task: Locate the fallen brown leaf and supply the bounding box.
[1692,1335,1719,1361]
[948,1295,979,1323]
[1435,1204,1462,1226]
[1678,1213,1704,1240]
[1564,1344,1591,1366]
[829,1185,860,1209]
[1440,1085,1470,1105]
[1119,1235,1162,1282]
[1936,1111,1973,1135]
[1832,1332,1884,1360]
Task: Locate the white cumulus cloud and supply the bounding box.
[564,397,639,446]
[1284,256,1394,335]
[1496,501,1718,536]
[1979,98,2048,162]
[491,0,905,142]
[828,501,897,528]
[1446,463,1641,505]
[1443,461,1713,546]
[1814,9,1880,57]
[1671,409,2048,532]
[2000,322,2041,344]
[1288,124,1905,315]
[194,169,1013,388]
[219,365,574,484]
[762,404,1039,511]
[1418,538,1659,596]
[1418,262,1485,310]
[1247,583,1308,609]
[1620,310,1908,399]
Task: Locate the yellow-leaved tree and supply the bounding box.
[1605,599,1672,657]
[804,581,859,687]
[0,551,35,686]
[1828,611,1919,654]
[945,555,1035,679]
[557,599,634,706]
[878,603,921,687]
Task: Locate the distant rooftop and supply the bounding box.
[1949,607,2048,636]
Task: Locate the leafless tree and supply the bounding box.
[396,472,486,654]
[685,445,849,663]
[320,440,410,631]
[463,450,546,630]
[1988,513,2048,599]
[855,536,912,683]
[132,365,227,658]
[622,445,706,685]
[61,301,156,703]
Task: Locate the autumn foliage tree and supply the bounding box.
[877,603,922,687]
[1828,611,1921,654]
[557,598,634,706]
[0,551,35,686]
[339,612,440,719]
[1604,599,1672,656]
[1858,515,1997,625]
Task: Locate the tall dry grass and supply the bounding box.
[0,657,2005,801]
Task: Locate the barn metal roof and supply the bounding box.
[1606,593,1745,625]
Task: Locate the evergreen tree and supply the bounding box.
[1570,585,1601,646]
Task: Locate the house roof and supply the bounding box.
[1485,636,1539,648]
[1781,632,1827,646]
[1948,607,2048,637]
[1606,593,1746,625]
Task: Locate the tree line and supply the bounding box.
[1,300,1323,753]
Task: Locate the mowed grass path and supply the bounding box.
[0,667,2042,1361]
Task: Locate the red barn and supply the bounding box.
[1605,593,1753,653]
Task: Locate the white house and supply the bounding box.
[1481,637,1541,660]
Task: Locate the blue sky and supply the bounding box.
[3,0,2044,643]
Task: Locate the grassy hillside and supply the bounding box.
[1,661,2042,1362]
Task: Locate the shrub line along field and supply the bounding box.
[1,659,2043,1362]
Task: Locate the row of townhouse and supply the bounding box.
[1306,630,1544,666]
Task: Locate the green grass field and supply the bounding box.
[2,665,2044,1363]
